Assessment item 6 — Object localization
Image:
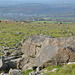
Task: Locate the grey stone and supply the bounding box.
[9,69,21,75]
[0,56,19,71]
[0,58,3,68]
[11,50,22,56]
[29,71,35,75]
[17,36,75,70]
[67,62,75,65]
[0,73,9,75]
[4,51,11,56]
[50,68,57,72]
[36,67,40,72]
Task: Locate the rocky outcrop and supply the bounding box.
[0,35,75,72]
[0,49,23,72]
[0,56,19,71]
[34,37,75,67]
[21,35,52,56]
[17,35,52,70]
[17,36,75,70]
[41,47,75,68]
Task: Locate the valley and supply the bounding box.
[0,3,75,22]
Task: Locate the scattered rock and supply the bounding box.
[0,56,19,71]
[0,73,9,75]
[11,50,23,57]
[9,69,21,75]
[67,62,75,65]
[3,47,10,51]
[29,71,35,75]
[50,68,57,72]
[36,67,40,72]
[16,32,22,35]
[4,51,11,56]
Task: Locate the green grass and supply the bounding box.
[21,69,36,75]
[44,65,62,71]
[0,21,75,51]
[32,20,75,24]
[32,21,57,23]
[45,64,75,75]
[62,22,74,24]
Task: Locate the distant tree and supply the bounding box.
[60,22,62,24]
[44,22,46,24]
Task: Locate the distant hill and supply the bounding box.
[1,3,75,14]
[0,0,75,6]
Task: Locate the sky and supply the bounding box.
[0,0,69,2]
[0,0,75,6]
[0,0,75,2]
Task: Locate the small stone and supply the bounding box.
[67,62,75,65]
[36,67,40,72]
[4,51,11,56]
[51,68,57,72]
[9,69,21,75]
[29,71,35,75]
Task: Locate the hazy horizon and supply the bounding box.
[0,0,75,6]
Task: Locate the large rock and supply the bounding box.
[35,37,75,67]
[17,36,75,70]
[21,35,52,56]
[17,35,52,70]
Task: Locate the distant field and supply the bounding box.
[60,21,75,24]
[32,21,75,24]
[0,17,9,21]
[32,21,57,23]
